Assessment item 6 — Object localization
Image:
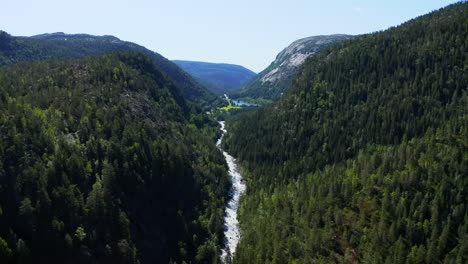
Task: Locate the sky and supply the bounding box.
[1,0,460,72]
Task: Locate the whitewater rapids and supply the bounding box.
[216,121,246,261]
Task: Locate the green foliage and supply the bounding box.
[0,51,229,263]
[225,2,468,263]
[0,237,13,263]
[220,105,242,111]
[234,129,467,263]
[74,227,86,242]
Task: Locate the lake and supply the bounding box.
[232,99,256,106]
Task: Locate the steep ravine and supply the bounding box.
[216,121,246,262]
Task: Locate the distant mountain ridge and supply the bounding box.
[173,60,256,95]
[0,31,221,107]
[233,34,354,103]
[31,32,120,41]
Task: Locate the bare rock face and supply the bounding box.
[261,35,352,84]
[236,34,353,102]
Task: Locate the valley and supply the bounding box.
[0,1,466,264]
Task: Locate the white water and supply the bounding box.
[216,121,246,261]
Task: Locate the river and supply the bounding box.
[216,121,246,262]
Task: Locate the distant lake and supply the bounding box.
[232,100,256,106]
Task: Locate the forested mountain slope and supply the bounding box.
[172,60,256,95]
[232,34,353,104]
[0,51,230,264]
[224,2,467,263]
[0,32,221,107]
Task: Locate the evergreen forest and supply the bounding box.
[0,1,466,264]
[223,2,467,263]
[0,52,230,263]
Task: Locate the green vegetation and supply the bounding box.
[224,2,467,263]
[172,60,256,95]
[219,96,242,112]
[0,51,230,263]
[0,31,223,108]
[220,105,242,111]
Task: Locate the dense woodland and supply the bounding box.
[0,1,466,264]
[0,31,222,107]
[224,2,467,263]
[0,52,230,263]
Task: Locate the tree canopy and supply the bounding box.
[224,2,467,263]
[0,51,230,263]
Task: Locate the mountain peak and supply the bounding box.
[234,34,353,103]
[274,34,352,64]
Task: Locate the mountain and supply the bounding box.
[0,31,221,107]
[0,51,230,263]
[224,2,467,263]
[172,60,256,95]
[232,34,353,104]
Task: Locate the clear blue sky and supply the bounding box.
[1,0,459,72]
